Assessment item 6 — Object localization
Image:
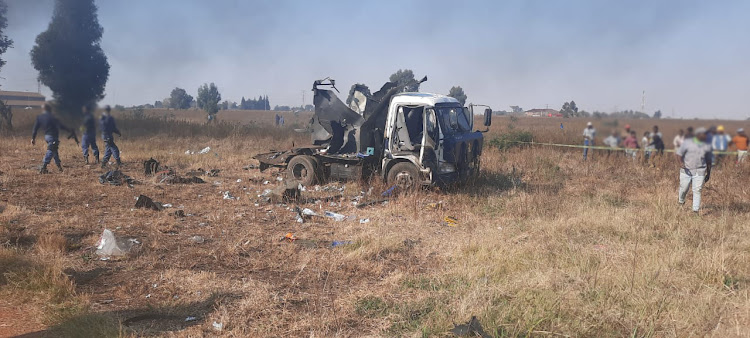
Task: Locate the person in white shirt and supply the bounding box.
[673,129,685,149]
[582,122,596,160]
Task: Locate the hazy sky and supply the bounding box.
[2,0,749,119]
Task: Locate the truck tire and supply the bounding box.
[387,162,420,191]
[287,155,319,186]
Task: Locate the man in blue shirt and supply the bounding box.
[80,105,100,164]
[31,103,74,173]
[100,105,122,169]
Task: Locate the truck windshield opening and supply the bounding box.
[436,107,471,133]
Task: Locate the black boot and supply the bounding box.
[56,163,64,172]
[39,164,49,174]
[85,156,89,164]
[95,156,100,164]
[116,159,122,169]
[101,161,107,169]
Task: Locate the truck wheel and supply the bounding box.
[287,155,319,186]
[387,162,420,191]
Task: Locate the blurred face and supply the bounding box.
[678,130,684,136]
[696,133,707,142]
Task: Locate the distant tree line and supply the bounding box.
[240,96,270,110]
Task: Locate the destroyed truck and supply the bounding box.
[254,77,492,189]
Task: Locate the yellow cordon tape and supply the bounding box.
[512,141,740,155]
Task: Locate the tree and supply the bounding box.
[653,110,662,119]
[389,69,421,92]
[560,101,580,118]
[0,0,14,130]
[0,0,13,71]
[31,0,109,117]
[448,86,468,106]
[197,83,221,116]
[346,83,371,105]
[169,87,193,109]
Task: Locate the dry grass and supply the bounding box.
[1,113,750,337]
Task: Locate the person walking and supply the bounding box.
[80,105,100,164]
[732,128,748,163]
[673,129,685,149]
[583,122,596,160]
[31,103,75,173]
[711,125,731,165]
[100,105,122,169]
[677,127,713,213]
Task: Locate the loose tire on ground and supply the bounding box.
[386,162,420,191]
[287,155,319,186]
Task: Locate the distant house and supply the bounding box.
[524,108,561,117]
[0,91,46,108]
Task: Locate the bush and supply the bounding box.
[488,130,533,150]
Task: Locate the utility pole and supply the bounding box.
[641,90,646,114]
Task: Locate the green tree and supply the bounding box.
[0,0,13,71]
[389,69,421,92]
[197,83,221,116]
[346,83,371,105]
[31,0,109,117]
[560,100,580,118]
[448,86,468,105]
[169,87,193,109]
[0,0,14,130]
[653,110,662,119]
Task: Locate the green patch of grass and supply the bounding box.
[355,295,389,317]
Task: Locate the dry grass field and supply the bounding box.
[2,109,750,337]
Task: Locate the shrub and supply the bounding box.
[488,130,533,150]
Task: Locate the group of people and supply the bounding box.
[584,123,749,164]
[31,104,122,173]
[582,122,750,213]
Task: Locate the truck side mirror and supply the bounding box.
[484,108,492,127]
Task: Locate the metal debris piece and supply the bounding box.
[134,195,163,211]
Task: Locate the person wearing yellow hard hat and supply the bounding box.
[711,125,731,165]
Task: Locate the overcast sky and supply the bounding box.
[2,0,749,119]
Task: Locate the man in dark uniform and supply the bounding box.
[100,105,122,169]
[31,103,74,173]
[80,105,100,164]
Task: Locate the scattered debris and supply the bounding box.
[162,203,173,208]
[427,201,444,210]
[99,170,136,186]
[95,229,139,258]
[359,218,370,224]
[282,232,297,242]
[223,191,237,200]
[206,169,220,177]
[160,173,205,184]
[190,235,205,244]
[269,182,301,203]
[143,158,160,176]
[450,316,491,338]
[444,216,459,227]
[382,185,398,197]
[135,195,163,211]
[331,240,352,248]
[198,147,211,154]
[324,211,354,222]
[185,316,198,322]
[243,164,258,170]
[212,322,223,331]
[173,210,186,218]
[302,208,318,216]
[356,199,389,209]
